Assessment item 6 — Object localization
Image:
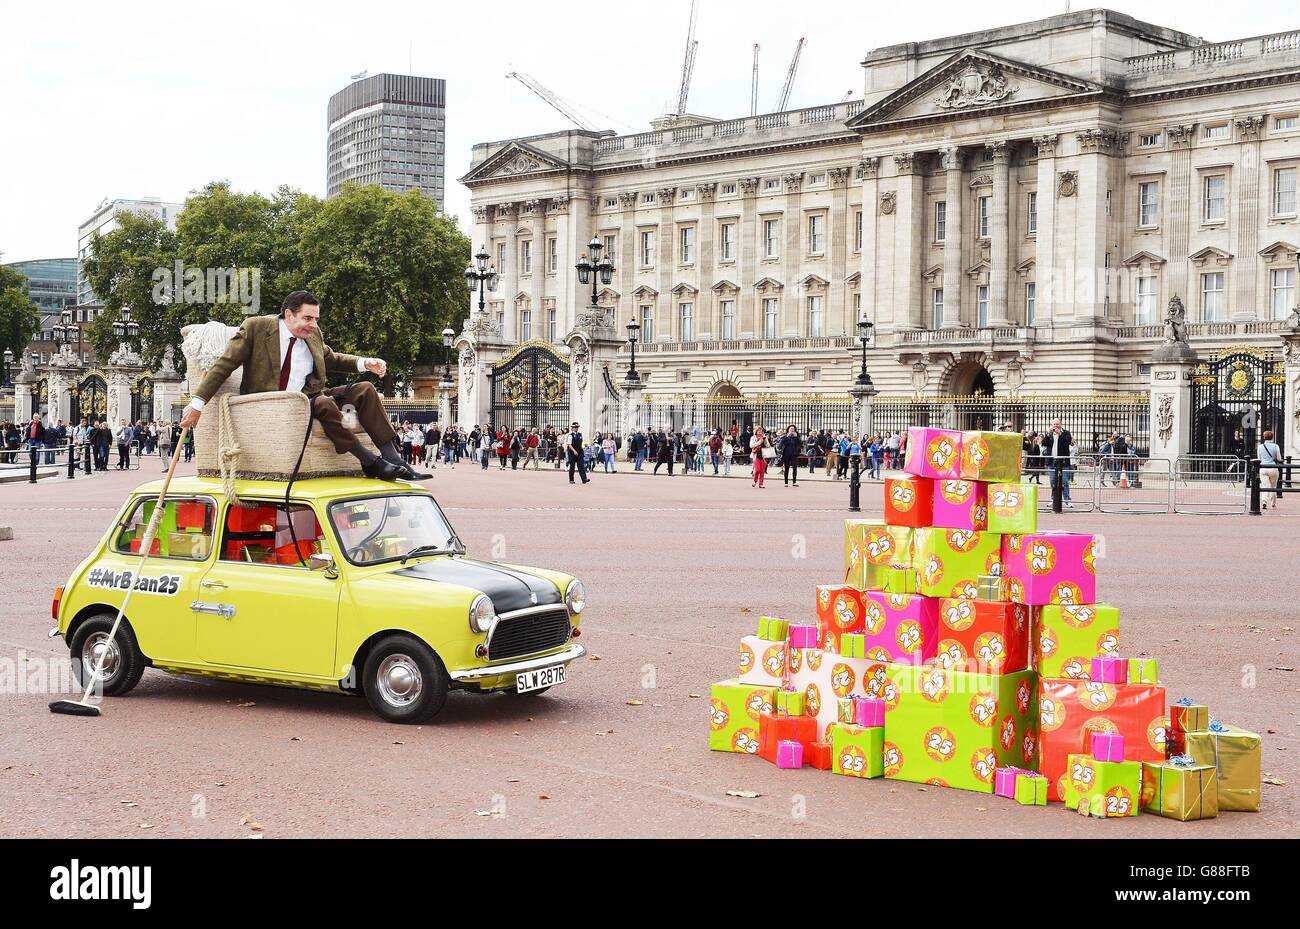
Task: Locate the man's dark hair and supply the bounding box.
[280,290,320,316]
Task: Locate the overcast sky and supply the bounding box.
[0,0,1291,265]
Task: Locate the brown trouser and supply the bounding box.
[311,382,398,454]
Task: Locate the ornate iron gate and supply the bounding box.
[132,375,154,423]
[1191,346,1285,461]
[597,365,622,437]
[489,341,569,433]
[71,373,107,424]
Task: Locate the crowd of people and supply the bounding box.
[0,415,190,472]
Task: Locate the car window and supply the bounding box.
[328,495,457,564]
[220,503,326,566]
[113,497,216,561]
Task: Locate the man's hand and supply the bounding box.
[365,358,388,378]
[180,406,202,429]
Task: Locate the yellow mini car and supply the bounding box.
[51,476,586,723]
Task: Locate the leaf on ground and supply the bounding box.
[626,699,644,706]
[392,741,405,745]
[506,778,521,783]
[240,815,251,826]
[235,701,256,708]
[119,800,138,807]
[588,654,602,661]
[726,790,760,798]
[739,607,752,613]
[1262,776,1286,786]
[538,794,550,800]
[687,693,702,699]
[474,810,493,817]
[290,737,302,742]
[248,822,264,831]
[138,823,154,829]
[975,807,987,812]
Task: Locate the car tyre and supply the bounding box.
[69,614,147,696]
[362,634,448,724]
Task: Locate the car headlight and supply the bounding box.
[564,579,586,616]
[469,595,495,633]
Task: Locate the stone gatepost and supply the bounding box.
[455,313,509,430]
[153,350,186,423]
[1147,339,1199,463]
[1280,322,1300,458]
[13,360,35,422]
[849,383,878,438]
[566,306,623,437]
[621,376,645,445]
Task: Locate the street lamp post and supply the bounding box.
[2,348,12,387]
[112,307,139,345]
[463,246,499,315]
[439,327,455,427]
[624,318,641,385]
[575,236,615,310]
[855,314,874,386]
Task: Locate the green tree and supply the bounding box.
[298,185,469,390]
[0,264,41,371]
[80,211,178,366]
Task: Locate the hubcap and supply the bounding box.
[83,631,120,680]
[376,654,423,707]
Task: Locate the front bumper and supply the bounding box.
[448,643,586,682]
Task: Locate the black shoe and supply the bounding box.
[362,458,408,481]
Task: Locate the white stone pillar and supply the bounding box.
[987,140,1012,327]
[859,158,881,330]
[1032,134,1059,328]
[499,203,519,342]
[1147,349,1199,462]
[850,383,878,438]
[939,145,964,329]
[621,378,644,442]
[1282,331,1300,458]
[892,152,925,330]
[106,369,132,427]
[154,371,185,422]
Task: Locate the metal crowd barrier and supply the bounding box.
[1096,457,1172,514]
[1173,455,1249,515]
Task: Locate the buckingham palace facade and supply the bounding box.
[460,9,1300,450]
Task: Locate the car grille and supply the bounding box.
[489,608,572,661]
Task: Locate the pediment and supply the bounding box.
[1015,257,1036,276]
[712,278,740,293]
[800,273,830,290]
[596,287,621,303]
[754,276,784,292]
[671,282,699,296]
[847,49,1108,131]
[1258,240,1298,263]
[922,264,944,281]
[845,271,861,286]
[965,260,990,279]
[1123,250,1166,267]
[460,141,571,184]
[632,285,659,299]
[1189,246,1233,266]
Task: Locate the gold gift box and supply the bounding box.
[959,430,1023,483]
[1173,723,1261,813]
[1170,701,1209,732]
[1141,759,1218,821]
[975,573,1004,602]
[166,531,209,560]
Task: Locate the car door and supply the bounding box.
[195,499,341,679]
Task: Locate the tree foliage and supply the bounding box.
[0,263,41,366]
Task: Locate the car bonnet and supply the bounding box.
[392,558,562,614]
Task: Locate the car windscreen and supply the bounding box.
[327,494,459,565]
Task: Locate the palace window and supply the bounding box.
[721,300,735,340]
[854,210,863,252]
[520,308,532,341]
[977,285,989,328]
[1138,132,1163,148]
[548,237,558,272]
[721,182,737,195]
[762,298,779,338]
[763,218,780,258]
[679,226,695,264]
[934,201,946,242]
[932,288,944,329]
[1275,168,1297,215]
[1136,276,1157,325]
[977,196,990,238]
[1204,123,1230,141]
[679,302,694,341]
[547,308,557,342]
[1271,268,1295,320]
[719,223,735,260]
[1026,191,1037,236]
[1275,116,1298,131]
[603,234,616,256]
[640,229,656,267]
[1200,272,1225,322]
[1025,282,1037,326]
[520,239,532,274]
[1138,181,1160,227]
[808,214,825,255]
[1203,175,1226,222]
[640,304,654,341]
[808,295,824,337]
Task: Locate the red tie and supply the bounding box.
[279,336,297,390]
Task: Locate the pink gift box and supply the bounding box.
[776,740,804,769]
[1088,731,1125,763]
[902,427,963,480]
[931,478,989,531]
[995,766,1028,798]
[1000,532,1099,606]
[1091,656,1128,683]
[861,592,939,663]
[789,625,819,649]
[854,695,885,728]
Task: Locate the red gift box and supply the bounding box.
[275,540,317,565]
[227,505,279,533]
[807,741,834,770]
[758,711,817,763]
[884,476,934,528]
[174,500,208,531]
[815,585,865,653]
[1038,678,1166,801]
[129,536,160,555]
[931,598,1030,674]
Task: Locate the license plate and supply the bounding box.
[516,664,566,693]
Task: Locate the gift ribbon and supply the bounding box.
[1173,696,1196,706]
[1169,754,1196,767]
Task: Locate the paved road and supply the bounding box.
[1,461,1295,837]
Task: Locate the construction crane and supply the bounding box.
[506,70,600,132]
[674,0,701,117]
[750,44,760,116]
[773,37,806,111]
[840,90,854,102]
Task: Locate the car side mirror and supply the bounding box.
[308,553,334,572]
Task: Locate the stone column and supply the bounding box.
[739,177,760,337]
[1073,128,1123,324]
[1280,331,1300,458]
[939,145,965,329]
[526,199,546,343]
[849,382,878,438]
[567,309,623,436]
[657,187,676,339]
[549,196,573,336]
[618,191,637,327]
[1147,341,1200,462]
[1166,124,1197,318]
[14,375,33,422]
[621,377,645,444]
[987,140,1012,327]
[783,172,802,336]
[829,165,852,335]
[106,368,133,426]
[1032,134,1059,328]
[1233,116,1265,321]
[456,314,510,430]
[471,204,492,273]
[891,152,925,330]
[438,384,452,427]
[698,183,717,339]
[499,203,520,342]
[859,158,881,329]
[46,367,70,424]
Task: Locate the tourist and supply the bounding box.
[708,430,723,474]
[115,419,133,470]
[721,436,734,476]
[1259,429,1283,510]
[836,432,852,480]
[779,425,802,487]
[1042,418,1074,508]
[825,434,839,479]
[479,429,492,469]
[750,425,772,489]
[653,427,675,475]
[601,433,617,473]
[181,425,195,463]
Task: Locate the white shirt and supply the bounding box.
[187,319,369,411]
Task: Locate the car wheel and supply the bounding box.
[362,634,448,724]
[69,614,147,696]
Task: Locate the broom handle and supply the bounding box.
[74,425,191,704]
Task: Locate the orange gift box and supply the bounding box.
[758,711,816,763]
[815,585,864,653]
[884,476,934,528]
[931,598,1031,674]
[1038,678,1167,801]
[227,505,278,533]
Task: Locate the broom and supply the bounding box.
[50,425,191,717]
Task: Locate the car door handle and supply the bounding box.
[191,600,236,620]
[201,580,227,589]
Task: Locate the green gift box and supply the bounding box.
[1128,655,1159,684]
[832,724,884,778]
[845,521,914,587]
[883,666,1038,793]
[913,527,1004,600]
[1172,721,1261,812]
[1034,603,1121,679]
[960,431,1023,483]
[1014,773,1049,805]
[1141,758,1219,821]
[866,562,917,594]
[841,633,866,658]
[709,679,777,753]
[1170,700,1209,733]
[757,616,789,641]
[776,689,805,716]
[987,483,1038,534]
[1060,753,1141,817]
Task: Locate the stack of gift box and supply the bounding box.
[708,425,1263,820]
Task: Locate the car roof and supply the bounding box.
[130,475,435,502]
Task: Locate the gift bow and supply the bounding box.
[1173,696,1197,706]
[1169,754,1197,767]
[1208,718,1228,733]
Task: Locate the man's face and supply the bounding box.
[284,302,321,339]
[1052,419,1063,432]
